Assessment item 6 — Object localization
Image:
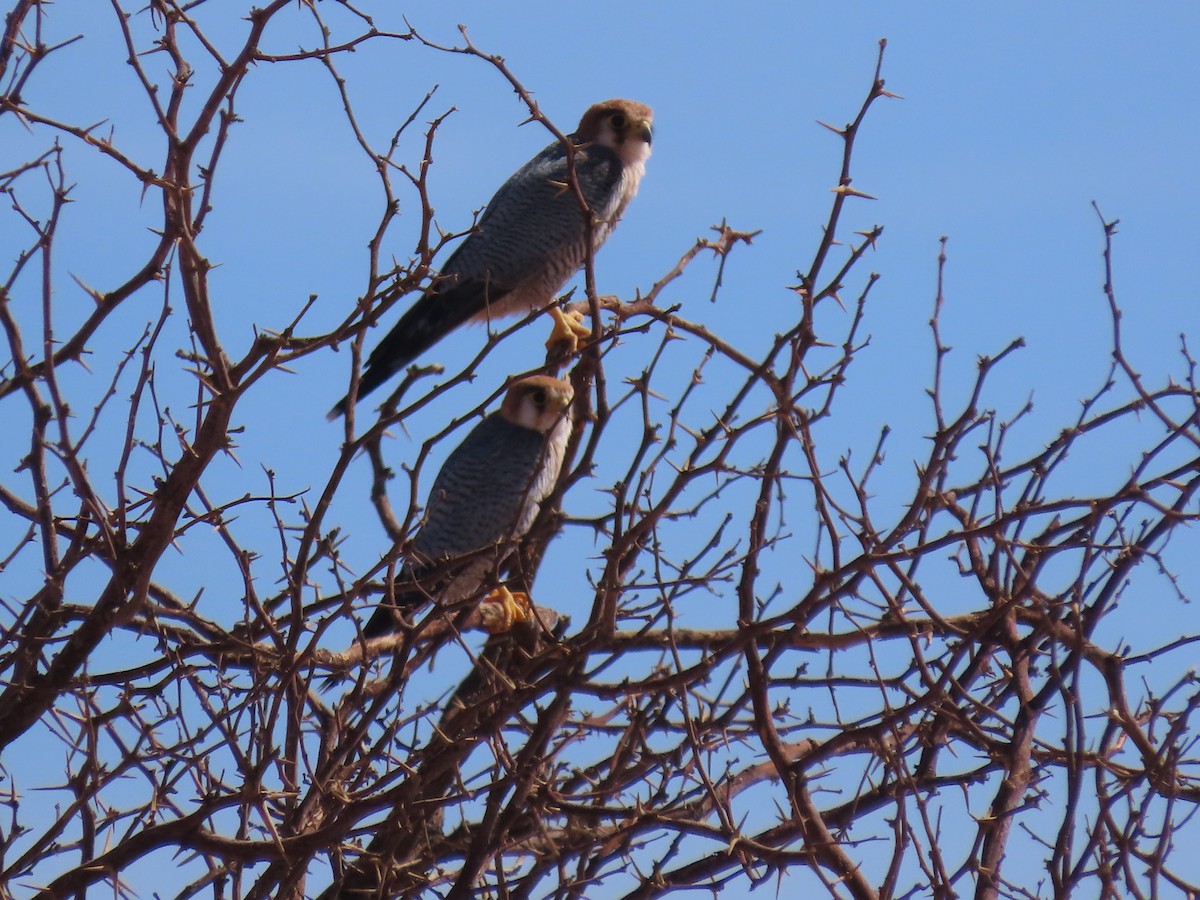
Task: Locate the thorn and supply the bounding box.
[831,184,877,200]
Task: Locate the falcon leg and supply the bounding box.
[545,307,591,357]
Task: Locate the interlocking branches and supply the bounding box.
[0,7,1196,900]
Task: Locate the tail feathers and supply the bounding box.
[326,398,348,422]
[363,582,426,638]
[328,279,510,420]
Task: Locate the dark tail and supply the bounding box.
[328,280,506,420]
[363,582,426,637]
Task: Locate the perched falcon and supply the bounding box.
[363,375,574,636]
[329,98,653,419]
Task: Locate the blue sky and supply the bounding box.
[11,2,1196,445]
[2,2,1198,895]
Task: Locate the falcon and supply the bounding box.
[329,98,653,419]
[363,374,574,636]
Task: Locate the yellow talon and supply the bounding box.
[545,307,591,356]
[480,586,533,634]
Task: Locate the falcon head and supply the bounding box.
[500,375,575,434]
[577,99,653,168]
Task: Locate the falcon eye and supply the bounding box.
[530,388,547,407]
[609,112,627,130]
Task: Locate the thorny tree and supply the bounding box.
[2,4,1199,899]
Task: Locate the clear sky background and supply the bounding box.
[13,2,1194,507]
[2,2,1198,896]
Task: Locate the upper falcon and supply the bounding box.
[330,99,653,419]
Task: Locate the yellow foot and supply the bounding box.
[479,586,533,634]
[545,307,591,356]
